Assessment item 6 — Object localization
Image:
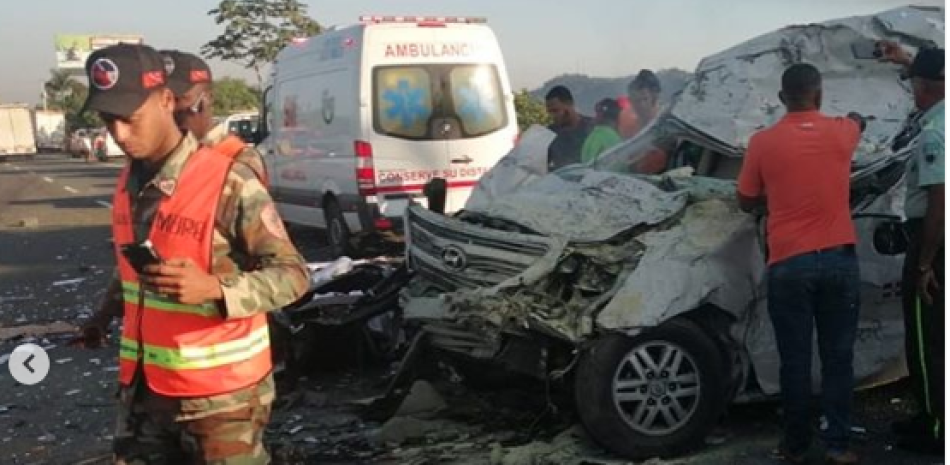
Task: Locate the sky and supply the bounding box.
[0,0,943,105]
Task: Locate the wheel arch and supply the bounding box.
[321,190,338,209]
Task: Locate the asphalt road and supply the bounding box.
[0,153,943,464]
[0,153,122,464]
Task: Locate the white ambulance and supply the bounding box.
[260,15,518,254]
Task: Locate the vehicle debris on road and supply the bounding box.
[0,321,76,342]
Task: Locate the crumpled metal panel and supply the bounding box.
[746,279,908,395]
[671,5,944,165]
[465,125,688,242]
[464,125,554,213]
[597,198,763,329]
[466,170,688,242]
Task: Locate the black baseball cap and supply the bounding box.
[595,98,621,121]
[160,50,213,96]
[907,47,944,81]
[81,43,167,117]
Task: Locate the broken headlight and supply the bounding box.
[557,255,582,275]
[576,264,616,294]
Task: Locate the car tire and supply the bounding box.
[323,199,353,257]
[574,319,729,459]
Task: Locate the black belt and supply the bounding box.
[811,244,855,255]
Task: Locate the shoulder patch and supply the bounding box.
[923,141,942,163]
[157,178,177,196]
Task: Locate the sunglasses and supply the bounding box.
[178,92,207,115]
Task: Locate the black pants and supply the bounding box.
[901,219,944,441]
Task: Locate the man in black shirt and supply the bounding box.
[545,85,593,171]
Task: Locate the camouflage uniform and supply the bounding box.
[98,132,310,464]
[202,123,268,186]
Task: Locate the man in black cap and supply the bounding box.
[160,50,268,186]
[74,43,309,464]
[879,40,944,455]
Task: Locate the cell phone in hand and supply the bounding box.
[851,40,882,60]
[120,240,162,274]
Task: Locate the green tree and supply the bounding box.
[202,0,322,86]
[43,69,99,130]
[514,89,550,131]
[212,77,260,117]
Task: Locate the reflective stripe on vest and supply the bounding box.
[119,325,270,370]
[120,281,220,318]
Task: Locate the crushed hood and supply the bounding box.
[467,169,688,242]
[465,126,689,241]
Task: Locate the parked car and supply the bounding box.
[68,129,93,158]
[399,6,940,460]
[69,129,124,160]
[224,112,259,144]
[92,130,124,159]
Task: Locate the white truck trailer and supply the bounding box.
[0,105,37,160]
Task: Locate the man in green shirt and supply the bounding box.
[879,41,944,455]
[582,98,623,163]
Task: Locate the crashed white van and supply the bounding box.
[400,6,943,459]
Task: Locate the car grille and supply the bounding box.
[406,207,554,291]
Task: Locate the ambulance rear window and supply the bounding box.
[373,64,508,140]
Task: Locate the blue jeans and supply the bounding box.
[767,247,860,454]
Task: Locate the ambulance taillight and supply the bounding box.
[355,140,377,196]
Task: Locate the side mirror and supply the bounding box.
[873,221,908,256]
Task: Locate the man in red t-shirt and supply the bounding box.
[737,63,864,465]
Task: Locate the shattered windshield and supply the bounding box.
[588,116,684,177]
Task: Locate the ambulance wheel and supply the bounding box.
[324,200,353,257]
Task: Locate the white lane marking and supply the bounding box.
[64,186,79,194]
[42,176,53,183]
[96,201,113,209]
[11,165,21,170]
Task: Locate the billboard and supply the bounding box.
[55,34,144,70]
